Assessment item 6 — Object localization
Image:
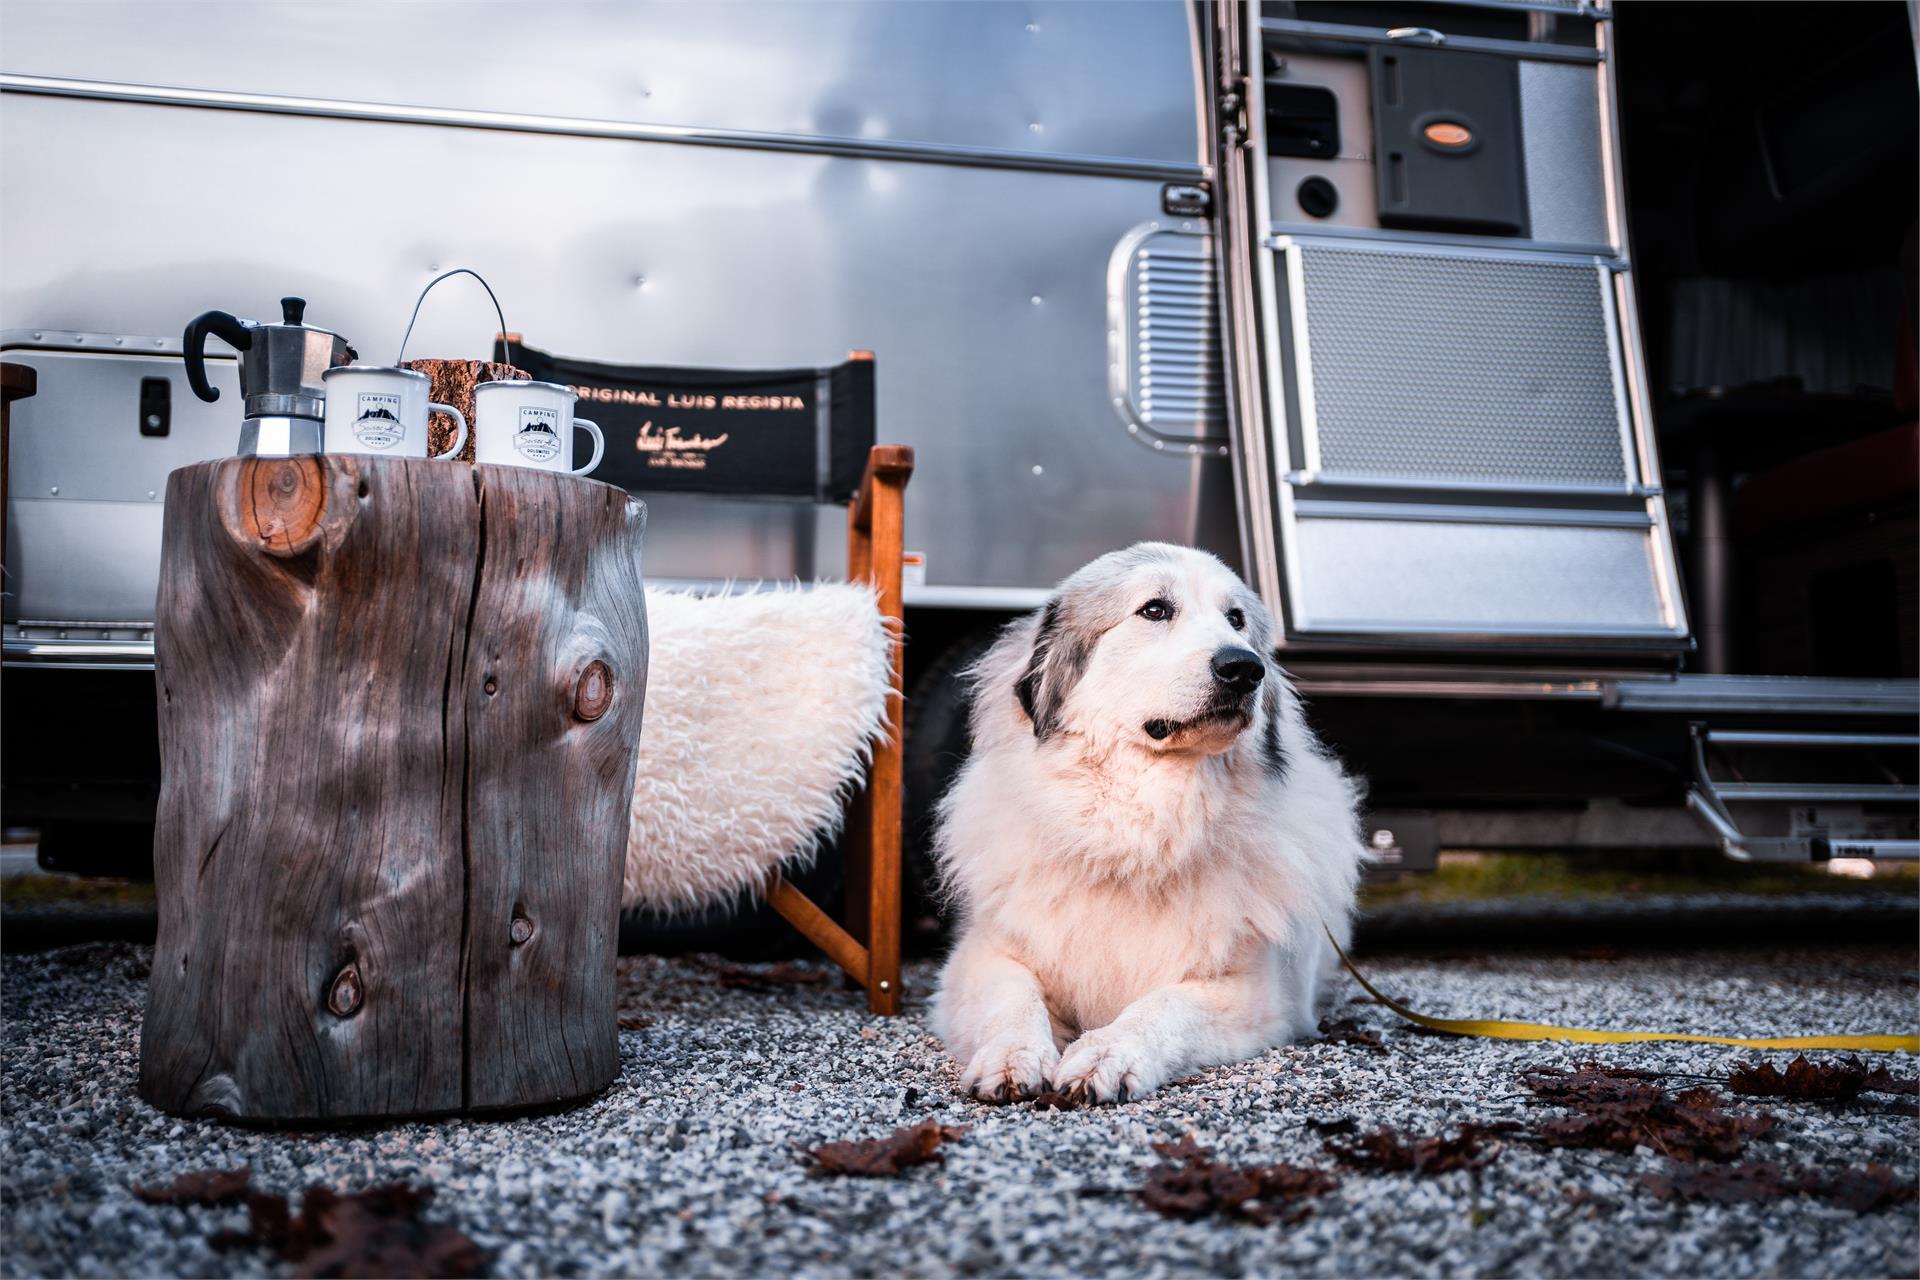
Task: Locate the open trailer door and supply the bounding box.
[1215,0,1690,652]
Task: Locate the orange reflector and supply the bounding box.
[1423,121,1473,148]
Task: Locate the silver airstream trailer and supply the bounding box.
[3,1,1915,891]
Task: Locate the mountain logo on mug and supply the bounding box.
[353,393,405,449]
[515,407,562,462]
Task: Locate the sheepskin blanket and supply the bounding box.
[623,584,894,914]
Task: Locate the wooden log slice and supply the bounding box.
[138,455,648,1122]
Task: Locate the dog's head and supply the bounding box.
[1013,543,1285,762]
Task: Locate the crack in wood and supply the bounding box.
[456,468,488,1114]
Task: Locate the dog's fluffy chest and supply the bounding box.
[1005,871,1267,1031]
[981,756,1298,1031]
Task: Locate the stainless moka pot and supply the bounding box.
[184,297,357,455]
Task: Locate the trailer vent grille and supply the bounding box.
[1291,243,1631,491]
[1111,227,1226,445]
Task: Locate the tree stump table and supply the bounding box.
[138,454,648,1123]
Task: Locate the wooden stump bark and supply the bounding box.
[138,455,648,1122]
[402,358,528,463]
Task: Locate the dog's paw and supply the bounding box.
[1050,1030,1163,1104]
[961,1036,1059,1104]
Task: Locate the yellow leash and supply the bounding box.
[1327,928,1919,1054]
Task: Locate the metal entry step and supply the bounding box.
[1687,725,1920,862]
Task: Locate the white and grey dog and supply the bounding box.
[930,543,1368,1103]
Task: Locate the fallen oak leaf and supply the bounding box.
[803,1120,969,1177]
[1861,1066,1919,1096]
[205,1181,485,1279]
[1728,1055,1917,1102]
[1537,1091,1775,1163]
[1519,1063,1662,1109]
[133,1167,252,1207]
[1323,1122,1519,1175]
[1523,1065,1775,1163]
[1813,1163,1920,1214]
[293,1184,485,1280]
[1139,1135,1339,1226]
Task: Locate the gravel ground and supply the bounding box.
[4,934,1916,1278]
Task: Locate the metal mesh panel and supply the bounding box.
[1123,232,1225,441]
[1296,245,1629,488]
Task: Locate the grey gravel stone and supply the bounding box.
[3,937,1915,1278]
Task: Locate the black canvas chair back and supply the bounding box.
[499,336,910,1016]
[501,339,876,503]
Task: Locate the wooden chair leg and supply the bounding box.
[771,445,913,1014]
[856,448,912,1015]
[767,874,869,987]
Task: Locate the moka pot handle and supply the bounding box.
[183,310,252,403]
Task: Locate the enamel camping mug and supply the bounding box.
[321,366,467,459]
[472,380,605,476]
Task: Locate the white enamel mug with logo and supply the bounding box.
[473,380,605,476]
[321,366,467,459]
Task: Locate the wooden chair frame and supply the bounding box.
[766,442,914,1014]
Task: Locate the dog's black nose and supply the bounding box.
[1211,646,1264,692]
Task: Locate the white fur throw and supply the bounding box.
[622,584,894,914]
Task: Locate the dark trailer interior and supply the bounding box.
[1616,0,1918,683]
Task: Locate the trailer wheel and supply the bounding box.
[903,624,1003,929]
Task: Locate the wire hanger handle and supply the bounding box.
[395,268,510,365]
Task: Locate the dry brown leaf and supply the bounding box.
[208,1182,485,1278]
[1523,1064,1775,1162]
[1323,1122,1518,1175]
[1728,1055,1917,1102]
[1139,1135,1339,1225]
[804,1120,969,1177]
[1816,1163,1920,1213]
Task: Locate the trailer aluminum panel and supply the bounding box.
[0,1,1203,171]
[0,1,1221,611]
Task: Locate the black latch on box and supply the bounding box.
[1370,46,1529,237]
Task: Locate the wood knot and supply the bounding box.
[510,916,534,946]
[235,456,328,559]
[573,660,614,722]
[327,964,363,1017]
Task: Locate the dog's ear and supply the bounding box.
[1015,597,1091,740]
[1259,648,1289,779]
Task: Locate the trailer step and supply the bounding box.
[1687,723,1920,862]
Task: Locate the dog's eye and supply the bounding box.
[1226,608,1246,631]
[1136,598,1174,622]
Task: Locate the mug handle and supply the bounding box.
[429,403,468,460]
[571,418,605,476]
